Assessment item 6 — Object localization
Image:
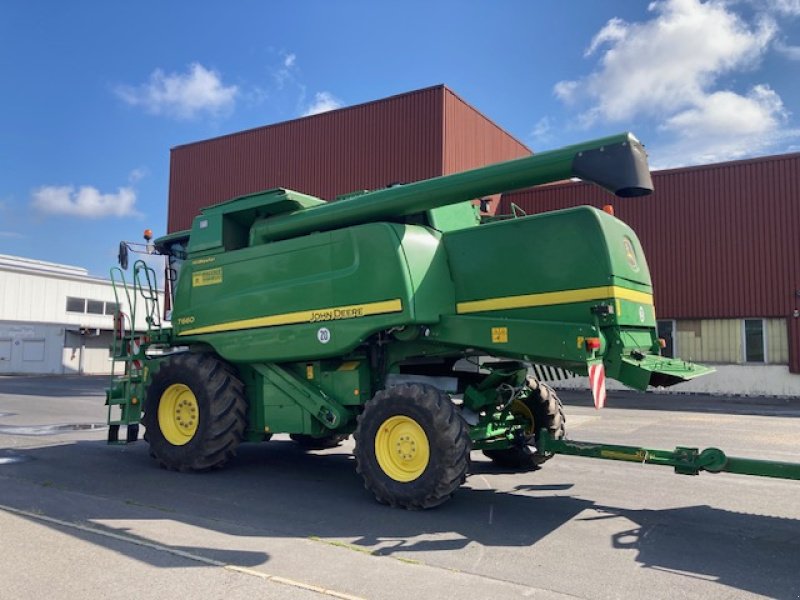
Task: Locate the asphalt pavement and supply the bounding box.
[1,375,798,599]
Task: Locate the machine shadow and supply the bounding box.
[1,438,798,598]
[586,504,800,594]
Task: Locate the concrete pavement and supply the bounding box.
[1,376,798,599]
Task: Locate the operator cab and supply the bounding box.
[116,230,190,323]
[154,232,190,322]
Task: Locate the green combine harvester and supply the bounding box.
[107,133,799,509]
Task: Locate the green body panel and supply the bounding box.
[443,206,652,306]
[191,188,326,254]
[426,201,481,232]
[434,206,672,382]
[172,223,454,362]
[251,363,349,430]
[286,359,372,407]
[429,316,598,369]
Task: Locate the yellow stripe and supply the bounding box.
[337,361,361,371]
[456,285,652,314]
[178,299,403,336]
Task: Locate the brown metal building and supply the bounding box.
[500,153,800,373]
[168,85,530,232]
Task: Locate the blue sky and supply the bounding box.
[1,0,799,277]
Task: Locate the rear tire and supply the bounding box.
[354,384,470,509]
[143,353,247,472]
[289,433,348,449]
[482,378,565,469]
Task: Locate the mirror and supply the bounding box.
[118,242,129,270]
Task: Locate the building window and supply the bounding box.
[657,320,675,358]
[743,319,765,363]
[66,297,85,313]
[86,300,104,315]
[104,302,120,316]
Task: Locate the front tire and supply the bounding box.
[143,353,247,471]
[354,384,470,509]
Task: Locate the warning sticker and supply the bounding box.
[192,267,223,287]
[491,327,508,343]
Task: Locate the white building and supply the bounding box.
[0,254,163,375]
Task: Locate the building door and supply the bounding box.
[0,339,12,373]
[657,320,676,358]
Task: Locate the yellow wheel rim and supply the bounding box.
[511,399,535,436]
[374,415,430,482]
[157,383,199,446]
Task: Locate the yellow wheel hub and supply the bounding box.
[375,415,430,482]
[511,399,535,436]
[157,383,199,446]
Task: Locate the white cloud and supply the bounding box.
[775,39,800,58]
[530,116,553,145]
[553,0,799,165]
[128,168,148,183]
[274,52,298,90]
[654,85,794,165]
[556,0,775,123]
[763,0,800,16]
[0,231,24,239]
[115,63,238,119]
[662,85,786,137]
[31,185,138,219]
[302,91,344,116]
[553,80,579,104]
[585,17,628,56]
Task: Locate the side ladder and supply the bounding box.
[106,260,163,444]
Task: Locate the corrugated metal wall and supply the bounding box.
[168,85,534,232]
[500,152,800,371]
[168,87,446,232]
[442,89,531,214]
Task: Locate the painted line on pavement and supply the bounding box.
[0,502,364,600]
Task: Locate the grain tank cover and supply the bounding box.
[187,188,326,254]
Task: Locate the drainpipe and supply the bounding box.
[79,329,85,376]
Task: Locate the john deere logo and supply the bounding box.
[623,238,639,271]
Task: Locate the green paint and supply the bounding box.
[539,431,800,481]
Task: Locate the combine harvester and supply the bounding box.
[107,133,799,508]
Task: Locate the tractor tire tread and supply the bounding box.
[482,380,565,470]
[143,353,247,472]
[355,383,470,510]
